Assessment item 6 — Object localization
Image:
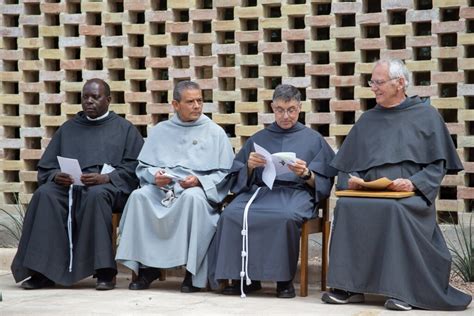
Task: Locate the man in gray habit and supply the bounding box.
[116,81,234,292]
[322,59,472,311]
[210,84,336,298]
[11,79,144,290]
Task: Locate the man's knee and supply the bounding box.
[179,187,207,204]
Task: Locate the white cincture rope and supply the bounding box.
[160,188,176,207]
[240,187,261,298]
[67,184,74,272]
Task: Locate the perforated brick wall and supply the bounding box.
[0,0,472,218]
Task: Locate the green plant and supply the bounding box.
[0,194,26,247]
[444,213,473,282]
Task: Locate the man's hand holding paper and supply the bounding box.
[252,143,299,189]
[57,156,84,186]
[54,172,74,187]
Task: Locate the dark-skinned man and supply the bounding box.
[11,79,144,290]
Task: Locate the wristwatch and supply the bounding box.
[300,168,312,180]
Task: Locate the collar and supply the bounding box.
[86,111,110,121]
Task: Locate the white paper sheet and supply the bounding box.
[253,143,296,190]
[148,167,186,181]
[254,143,276,189]
[101,163,116,175]
[57,156,84,186]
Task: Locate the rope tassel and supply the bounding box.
[240,187,261,298]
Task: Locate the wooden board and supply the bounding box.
[335,190,415,199]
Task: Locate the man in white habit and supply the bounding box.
[115,81,234,292]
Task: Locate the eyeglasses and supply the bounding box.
[273,106,300,116]
[368,78,398,87]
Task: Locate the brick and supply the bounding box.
[330,100,360,111]
[18,38,43,49]
[261,17,286,29]
[330,124,352,136]
[190,9,217,21]
[432,47,462,59]
[306,88,335,99]
[305,113,334,124]
[81,2,105,12]
[125,115,150,126]
[282,77,310,88]
[259,42,287,53]
[380,24,411,37]
[282,29,308,41]
[189,33,214,44]
[306,65,336,76]
[78,25,104,36]
[235,124,264,137]
[20,149,42,160]
[330,75,359,87]
[258,113,275,125]
[281,4,309,16]
[40,2,65,14]
[356,13,385,25]
[236,102,264,113]
[431,71,463,84]
[212,20,239,32]
[433,0,465,7]
[145,34,171,46]
[281,53,310,64]
[61,13,86,25]
[237,78,263,89]
[382,0,413,10]
[19,171,37,183]
[235,31,262,42]
[305,15,335,27]
[123,1,148,11]
[39,26,64,37]
[235,6,262,18]
[380,49,412,60]
[354,86,375,99]
[332,27,360,39]
[406,9,438,22]
[213,90,240,102]
[213,113,241,125]
[431,97,464,109]
[355,38,386,50]
[124,24,148,34]
[460,7,474,19]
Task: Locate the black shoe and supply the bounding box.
[21,274,55,290]
[96,280,115,290]
[129,268,161,290]
[222,280,262,295]
[385,298,412,311]
[180,271,201,293]
[95,268,116,290]
[321,288,365,304]
[276,281,295,298]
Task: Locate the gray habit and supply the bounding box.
[329,96,472,310]
[116,114,234,288]
[11,112,143,286]
[210,122,336,286]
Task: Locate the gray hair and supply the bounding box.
[173,81,201,102]
[272,84,301,103]
[375,59,410,90]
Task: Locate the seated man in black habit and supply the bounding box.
[322,59,472,311]
[209,84,336,298]
[11,79,144,290]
